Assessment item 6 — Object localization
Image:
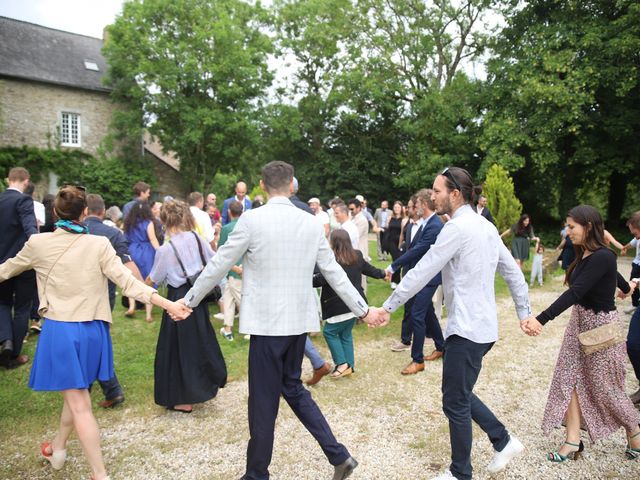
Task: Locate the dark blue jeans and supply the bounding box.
[411,284,444,363]
[628,306,640,383]
[244,334,349,479]
[442,335,510,480]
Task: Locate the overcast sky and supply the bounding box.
[0,0,124,38]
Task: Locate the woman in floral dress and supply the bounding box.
[521,205,640,462]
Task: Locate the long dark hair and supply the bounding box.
[330,229,358,266]
[123,201,154,233]
[565,205,608,284]
[515,214,532,236]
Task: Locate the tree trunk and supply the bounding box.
[607,170,627,226]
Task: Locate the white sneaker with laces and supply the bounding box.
[487,436,524,474]
[430,469,456,480]
[219,327,234,341]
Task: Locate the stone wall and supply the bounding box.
[0,77,114,156]
[146,151,189,201]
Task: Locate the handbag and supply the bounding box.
[577,322,624,355]
[168,232,221,304]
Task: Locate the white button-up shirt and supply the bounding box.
[383,204,530,344]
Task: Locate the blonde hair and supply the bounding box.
[160,200,196,232]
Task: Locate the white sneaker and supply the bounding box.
[391,282,397,289]
[219,327,234,341]
[430,469,456,480]
[213,312,224,320]
[487,436,524,474]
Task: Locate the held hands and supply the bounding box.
[384,270,392,282]
[167,298,193,321]
[618,280,638,299]
[520,315,543,336]
[361,307,390,328]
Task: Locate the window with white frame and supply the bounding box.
[60,112,81,147]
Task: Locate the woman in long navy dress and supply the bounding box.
[148,200,227,413]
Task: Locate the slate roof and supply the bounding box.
[0,16,110,92]
[144,132,181,172]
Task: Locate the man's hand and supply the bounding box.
[384,270,392,282]
[231,265,243,276]
[361,307,390,328]
[520,315,543,336]
[168,298,193,321]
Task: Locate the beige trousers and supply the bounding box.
[222,277,242,327]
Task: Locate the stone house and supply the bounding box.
[0,16,187,199]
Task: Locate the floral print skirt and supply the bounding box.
[542,305,639,441]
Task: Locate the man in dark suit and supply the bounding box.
[476,195,495,224]
[390,195,418,352]
[0,167,38,368]
[289,177,313,214]
[84,193,144,408]
[385,188,444,374]
[221,181,252,225]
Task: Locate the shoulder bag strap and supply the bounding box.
[168,239,192,286]
[192,231,207,268]
[42,235,84,299]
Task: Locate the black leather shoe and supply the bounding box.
[333,456,358,480]
[0,339,13,359]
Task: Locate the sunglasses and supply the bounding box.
[441,167,461,192]
[62,184,86,192]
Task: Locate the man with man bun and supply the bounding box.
[372,167,531,480]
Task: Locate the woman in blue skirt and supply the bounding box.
[0,186,190,480]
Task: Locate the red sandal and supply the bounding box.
[41,441,66,470]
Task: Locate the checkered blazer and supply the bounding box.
[185,196,368,336]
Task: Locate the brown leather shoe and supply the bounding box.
[98,395,125,409]
[306,362,331,386]
[401,361,425,375]
[424,350,444,361]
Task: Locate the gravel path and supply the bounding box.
[4,260,640,479]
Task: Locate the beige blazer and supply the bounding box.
[0,229,156,322]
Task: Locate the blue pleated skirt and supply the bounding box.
[28,319,114,391]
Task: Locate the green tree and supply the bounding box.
[351,0,503,191]
[103,0,273,192]
[482,163,522,233]
[482,0,640,224]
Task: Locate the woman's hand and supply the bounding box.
[167,299,192,321]
[520,315,543,336]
